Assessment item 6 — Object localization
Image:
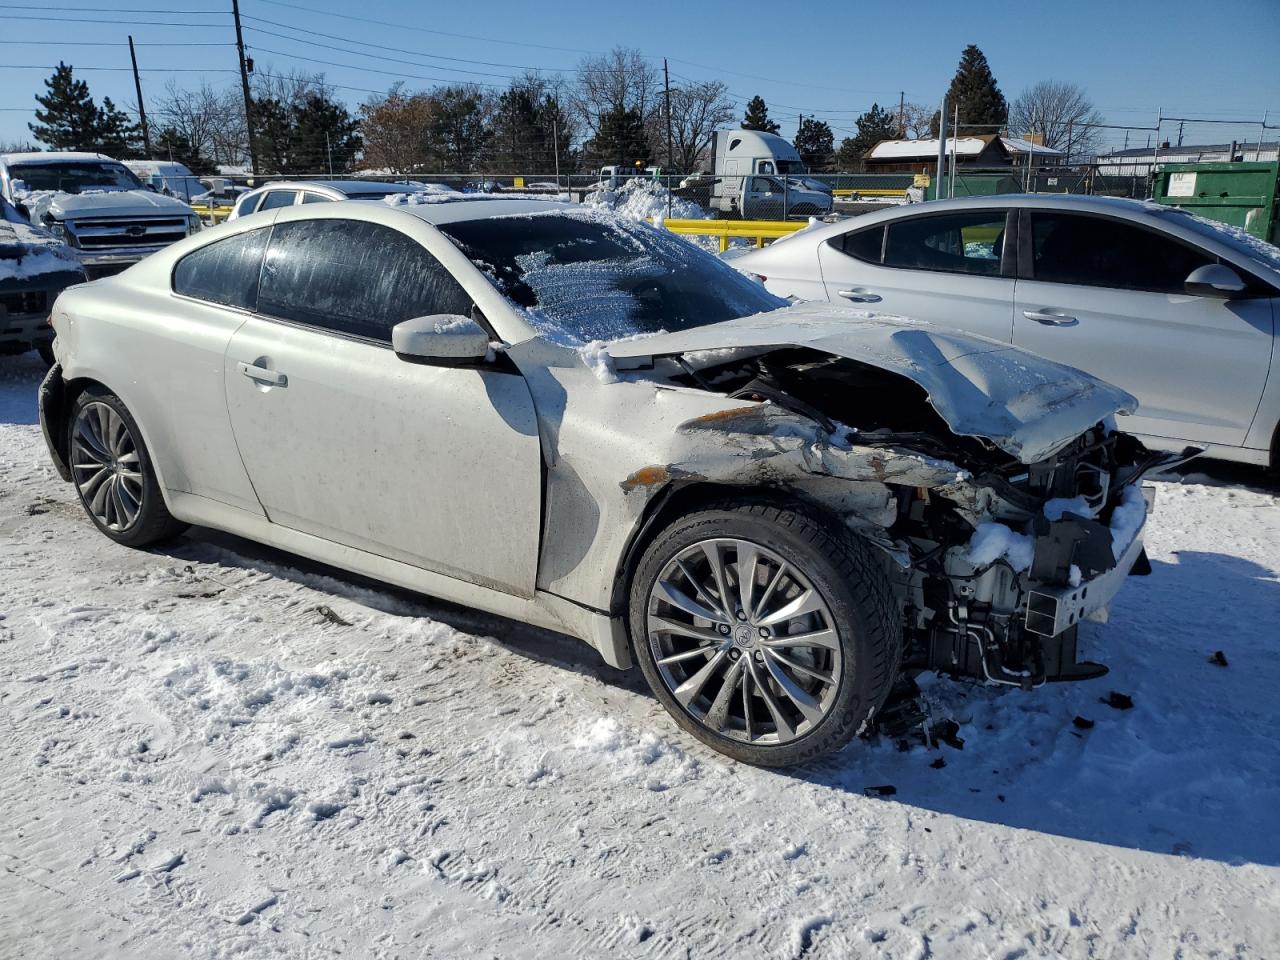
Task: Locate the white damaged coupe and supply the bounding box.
[38,196,1184,765]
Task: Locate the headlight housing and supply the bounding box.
[186,214,204,234]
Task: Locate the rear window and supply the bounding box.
[172,227,269,310]
[831,225,884,263]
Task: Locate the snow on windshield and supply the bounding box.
[0,217,81,282]
[438,207,785,346]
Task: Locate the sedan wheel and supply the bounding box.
[647,538,842,745]
[68,390,187,546]
[630,500,899,766]
[72,400,145,532]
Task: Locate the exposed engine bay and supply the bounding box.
[658,345,1180,689]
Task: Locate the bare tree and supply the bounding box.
[155,81,245,168]
[666,79,733,172]
[359,84,434,174]
[899,102,934,139]
[1009,80,1103,160]
[572,46,659,140]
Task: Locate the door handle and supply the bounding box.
[1023,310,1079,327]
[837,288,882,304]
[239,361,287,387]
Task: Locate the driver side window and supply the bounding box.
[257,219,473,342]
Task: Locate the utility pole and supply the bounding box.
[325,130,333,176]
[897,90,905,137]
[552,118,560,186]
[127,36,152,158]
[1176,120,1185,148]
[231,0,258,175]
[663,58,673,173]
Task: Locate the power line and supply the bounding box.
[0,13,227,26]
[249,0,599,55]
[247,46,509,89]
[0,39,234,46]
[3,63,237,73]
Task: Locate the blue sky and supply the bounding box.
[2,0,1278,155]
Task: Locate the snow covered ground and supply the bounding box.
[1,351,1277,959]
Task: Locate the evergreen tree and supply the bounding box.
[587,106,651,167]
[941,44,1008,136]
[489,83,572,173]
[835,103,898,169]
[94,96,142,159]
[29,63,99,150]
[253,98,295,174]
[427,86,490,171]
[793,117,834,170]
[742,95,780,134]
[291,93,361,173]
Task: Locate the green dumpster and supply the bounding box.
[1151,161,1280,245]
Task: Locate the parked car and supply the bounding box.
[1,151,202,279]
[730,195,1280,468]
[39,197,1173,765]
[0,196,85,363]
[123,159,205,203]
[227,179,423,221]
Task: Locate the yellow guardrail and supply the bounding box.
[832,187,908,198]
[190,204,232,224]
[657,218,807,252]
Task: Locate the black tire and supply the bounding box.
[67,389,188,547]
[35,339,55,366]
[629,499,900,767]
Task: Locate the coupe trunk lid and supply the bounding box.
[605,304,1137,464]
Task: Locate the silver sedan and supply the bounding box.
[732,195,1280,469]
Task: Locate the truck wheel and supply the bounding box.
[629,499,899,766]
[67,390,187,547]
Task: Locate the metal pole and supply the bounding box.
[1150,109,1162,182]
[231,0,258,175]
[663,58,673,173]
[1257,110,1269,161]
[897,90,904,137]
[935,96,947,202]
[127,36,152,158]
[950,103,958,198]
[325,130,333,176]
[552,118,560,187]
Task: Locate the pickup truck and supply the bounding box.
[1,152,202,280]
[0,196,85,363]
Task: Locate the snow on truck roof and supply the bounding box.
[2,151,119,165]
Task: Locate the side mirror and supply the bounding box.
[1185,263,1246,298]
[391,314,492,366]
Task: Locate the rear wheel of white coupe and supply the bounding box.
[67,390,188,547]
[629,499,899,766]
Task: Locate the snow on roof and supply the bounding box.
[867,137,994,160]
[1,151,115,165]
[1001,137,1064,156]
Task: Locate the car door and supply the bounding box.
[222,215,543,597]
[1012,209,1274,449]
[816,207,1017,343]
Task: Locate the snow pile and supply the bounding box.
[585,177,707,221]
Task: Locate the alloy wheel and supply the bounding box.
[646,538,843,745]
[71,400,145,532]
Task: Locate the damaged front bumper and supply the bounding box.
[1024,486,1154,639]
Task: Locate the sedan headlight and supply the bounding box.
[186,214,204,235]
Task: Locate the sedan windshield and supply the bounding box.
[10,161,142,194]
[438,210,786,342]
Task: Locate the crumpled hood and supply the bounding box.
[24,189,193,222]
[605,304,1137,464]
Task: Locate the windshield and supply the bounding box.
[438,210,786,343]
[11,161,143,194]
